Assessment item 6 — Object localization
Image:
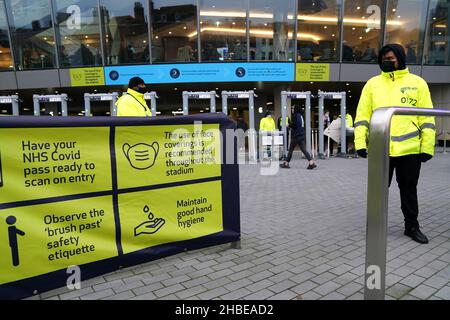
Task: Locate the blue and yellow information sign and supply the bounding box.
[105,62,295,85]
[0,115,240,299]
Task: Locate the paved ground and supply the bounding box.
[29,149,450,300]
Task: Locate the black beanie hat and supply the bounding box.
[378,44,407,70]
[128,76,145,88]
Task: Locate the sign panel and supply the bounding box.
[70,67,105,87]
[296,63,330,82]
[0,115,240,300]
[115,124,221,189]
[119,181,223,254]
[105,63,295,85]
[0,196,117,284]
[0,127,112,204]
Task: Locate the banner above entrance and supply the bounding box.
[296,63,330,82]
[70,67,105,87]
[104,63,295,85]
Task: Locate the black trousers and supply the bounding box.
[388,154,422,230]
[286,135,312,162]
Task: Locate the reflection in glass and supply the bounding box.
[249,0,295,61]
[151,0,198,63]
[6,0,56,70]
[101,0,150,65]
[425,0,449,65]
[54,0,102,67]
[0,0,13,70]
[342,0,382,63]
[385,0,428,64]
[297,0,339,62]
[199,0,247,61]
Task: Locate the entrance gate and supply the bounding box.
[84,93,119,116]
[33,94,68,116]
[0,95,19,116]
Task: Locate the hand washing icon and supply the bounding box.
[123,142,159,170]
[134,205,165,236]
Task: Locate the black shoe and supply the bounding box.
[404,227,429,244]
[307,163,317,170]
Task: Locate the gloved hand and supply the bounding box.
[419,153,432,163]
[356,149,367,158]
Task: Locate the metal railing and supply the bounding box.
[364,107,450,300]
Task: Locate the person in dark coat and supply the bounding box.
[280,105,317,169]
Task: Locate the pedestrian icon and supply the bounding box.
[6,216,25,267]
[134,205,165,236]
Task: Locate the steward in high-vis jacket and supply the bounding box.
[338,113,353,128]
[259,111,276,132]
[354,43,435,244]
[259,111,276,158]
[116,76,152,116]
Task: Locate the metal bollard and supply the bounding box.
[364,107,450,300]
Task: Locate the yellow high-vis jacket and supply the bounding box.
[354,68,435,157]
[260,116,276,132]
[116,88,152,117]
[339,114,353,128]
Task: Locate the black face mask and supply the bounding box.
[380,60,396,73]
[136,86,147,94]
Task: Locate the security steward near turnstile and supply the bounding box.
[116,76,152,116]
[259,110,276,158]
[354,43,435,244]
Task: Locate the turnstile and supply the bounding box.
[0,95,19,116]
[318,91,347,158]
[280,91,312,159]
[182,91,218,115]
[222,90,258,162]
[33,94,68,116]
[84,93,119,116]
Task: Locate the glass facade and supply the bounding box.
[151,0,198,63]
[342,0,383,62]
[297,0,340,62]
[0,0,449,70]
[101,0,150,65]
[199,0,247,61]
[249,0,295,61]
[54,0,102,67]
[385,0,428,64]
[426,0,450,65]
[6,0,57,70]
[0,0,13,70]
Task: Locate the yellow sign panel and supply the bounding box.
[296,63,330,82]
[115,124,221,189]
[0,127,112,204]
[119,180,223,254]
[0,121,229,289]
[70,67,105,87]
[0,196,117,284]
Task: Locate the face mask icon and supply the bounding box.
[123,142,159,170]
